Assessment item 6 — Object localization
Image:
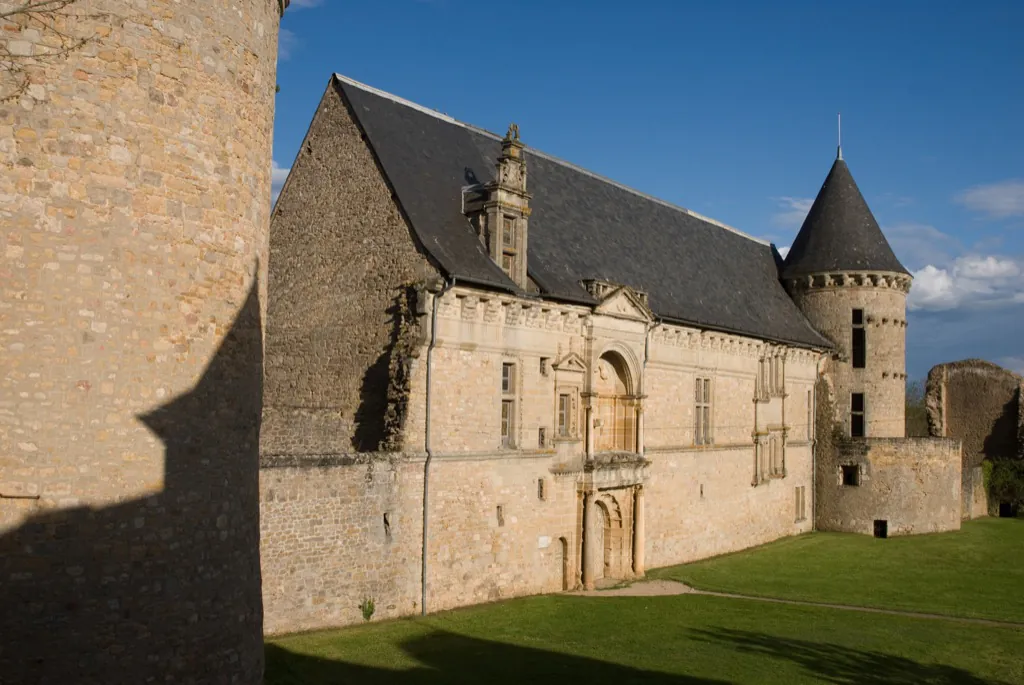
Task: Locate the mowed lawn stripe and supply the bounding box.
[266,593,1024,685]
[651,518,1024,623]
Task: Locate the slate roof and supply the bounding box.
[333,74,830,349]
[782,157,909,279]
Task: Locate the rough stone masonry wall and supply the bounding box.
[926,359,1022,518]
[262,80,437,456]
[817,437,961,535]
[0,1,282,682]
[789,282,907,438]
[260,455,424,635]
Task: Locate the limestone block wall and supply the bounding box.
[424,455,578,612]
[0,1,282,682]
[789,278,908,438]
[926,359,1022,518]
[816,437,962,535]
[644,444,813,567]
[259,455,424,635]
[263,80,436,456]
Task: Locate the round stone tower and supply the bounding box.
[0,1,286,682]
[781,150,912,439]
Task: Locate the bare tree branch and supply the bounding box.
[0,0,109,102]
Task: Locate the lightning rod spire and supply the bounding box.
[837,112,843,161]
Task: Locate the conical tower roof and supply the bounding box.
[781,156,908,279]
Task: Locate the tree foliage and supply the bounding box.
[905,379,929,437]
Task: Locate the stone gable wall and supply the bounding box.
[0,1,282,681]
[262,81,437,456]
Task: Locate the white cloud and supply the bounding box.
[271,160,290,205]
[278,28,297,61]
[908,254,1024,312]
[777,246,790,259]
[884,223,962,271]
[955,179,1024,219]
[771,196,814,229]
[289,0,324,8]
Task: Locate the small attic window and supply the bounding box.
[502,216,515,246]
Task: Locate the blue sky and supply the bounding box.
[272,0,1024,380]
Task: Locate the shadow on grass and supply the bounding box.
[266,629,728,684]
[691,628,1011,685]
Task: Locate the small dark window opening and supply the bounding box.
[538,427,546,447]
[852,328,866,368]
[873,520,888,538]
[496,505,505,527]
[852,308,864,325]
[841,464,860,486]
[851,393,865,437]
[537,478,546,501]
[383,513,392,541]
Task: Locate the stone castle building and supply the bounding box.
[260,74,964,634]
[1,0,286,681]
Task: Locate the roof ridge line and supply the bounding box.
[332,72,769,247]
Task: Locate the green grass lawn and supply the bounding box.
[267,594,1024,684]
[651,517,1024,623]
[266,518,1024,684]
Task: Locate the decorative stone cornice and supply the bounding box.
[784,271,912,294]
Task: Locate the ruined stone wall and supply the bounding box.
[0,1,283,681]
[816,437,961,535]
[262,80,437,456]
[926,360,1021,516]
[789,279,908,438]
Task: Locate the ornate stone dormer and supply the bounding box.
[471,124,532,289]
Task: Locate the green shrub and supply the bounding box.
[986,459,1024,509]
[359,597,375,622]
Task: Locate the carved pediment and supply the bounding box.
[593,285,653,322]
[553,351,588,374]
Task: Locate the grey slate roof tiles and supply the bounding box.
[334,75,831,349]
[782,158,909,279]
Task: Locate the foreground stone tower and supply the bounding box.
[782,150,912,438]
[0,1,286,682]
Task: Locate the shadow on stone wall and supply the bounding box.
[266,630,729,684]
[353,285,419,452]
[984,396,1020,460]
[0,281,264,684]
[690,628,1012,685]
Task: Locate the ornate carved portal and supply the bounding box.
[593,352,637,453]
[577,483,646,589]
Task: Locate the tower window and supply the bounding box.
[842,464,860,486]
[851,392,865,437]
[852,309,866,368]
[502,216,515,246]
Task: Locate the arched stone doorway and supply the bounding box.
[594,352,636,452]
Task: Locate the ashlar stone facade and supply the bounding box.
[260,78,825,633]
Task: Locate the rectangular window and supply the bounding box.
[557,393,571,436]
[502,216,515,246]
[842,464,860,486]
[501,252,516,278]
[695,377,713,445]
[537,478,546,501]
[851,392,865,437]
[501,362,516,448]
[501,400,514,447]
[852,309,866,368]
[538,427,546,447]
[502,363,515,394]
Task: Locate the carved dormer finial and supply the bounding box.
[506,123,520,141]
